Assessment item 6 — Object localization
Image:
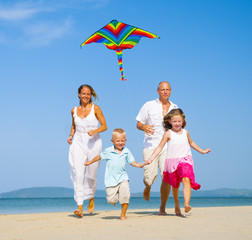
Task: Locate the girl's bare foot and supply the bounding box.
[88,198,95,213]
[74,209,83,217]
[175,207,182,216]
[184,205,192,213]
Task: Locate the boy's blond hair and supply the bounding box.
[112,128,126,139]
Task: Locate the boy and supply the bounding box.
[84,128,144,220]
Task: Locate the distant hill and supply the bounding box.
[0,187,252,198]
[0,187,106,198]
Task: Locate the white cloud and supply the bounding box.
[24,17,73,46]
[40,0,110,10]
[0,2,45,21]
[0,0,109,46]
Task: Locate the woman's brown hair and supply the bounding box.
[78,84,98,104]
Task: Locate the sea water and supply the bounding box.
[1,197,252,215]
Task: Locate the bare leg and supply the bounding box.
[172,187,181,216]
[182,177,192,213]
[120,203,128,220]
[143,181,151,201]
[88,198,95,213]
[74,205,83,217]
[159,180,171,215]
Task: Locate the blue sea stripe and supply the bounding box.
[96,38,110,43]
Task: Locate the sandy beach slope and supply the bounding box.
[0,206,251,240]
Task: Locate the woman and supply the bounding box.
[67,84,107,217]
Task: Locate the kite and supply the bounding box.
[80,19,159,81]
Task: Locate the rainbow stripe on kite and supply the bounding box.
[81,20,159,81]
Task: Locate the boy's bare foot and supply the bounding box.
[143,187,151,201]
[120,216,127,220]
[184,205,192,213]
[74,209,83,217]
[88,198,95,213]
[158,207,167,215]
[175,207,182,216]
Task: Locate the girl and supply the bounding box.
[67,84,107,217]
[145,109,210,213]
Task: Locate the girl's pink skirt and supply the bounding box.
[163,162,201,190]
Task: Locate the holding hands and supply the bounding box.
[144,159,152,165]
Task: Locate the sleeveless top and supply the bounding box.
[165,129,194,173]
[73,105,99,134]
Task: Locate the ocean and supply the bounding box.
[1,197,252,215]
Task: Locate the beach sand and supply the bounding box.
[0,206,251,240]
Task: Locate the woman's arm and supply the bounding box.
[186,130,211,154]
[84,155,101,166]
[88,105,107,136]
[67,108,76,144]
[145,131,170,164]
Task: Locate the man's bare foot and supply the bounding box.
[184,205,192,213]
[88,198,95,213]
[74,209,83,217]
[158,207,167,216]
[175,207,182,216]
[143,187,151,201]
[120,215,127,220]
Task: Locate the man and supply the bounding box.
[136,81,179,215]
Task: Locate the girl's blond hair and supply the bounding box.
[112,128,126,139]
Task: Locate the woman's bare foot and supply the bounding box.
[120,215,127,220]
[74,209,83,217]
[143,187,151,201]
[184,205,192,213]
[88,198,95,213]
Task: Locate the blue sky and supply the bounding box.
[0,0,251,194]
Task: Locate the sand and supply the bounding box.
[0,206,251,240]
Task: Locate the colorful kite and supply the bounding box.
[81,20,159,81]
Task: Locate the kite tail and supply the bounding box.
[116,50,127,81]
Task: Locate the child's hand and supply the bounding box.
[144,159,152,165]
[138,162,144,168]
[202,148,211,154]
[84,161,91,166]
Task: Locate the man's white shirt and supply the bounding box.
[136,98,178,149]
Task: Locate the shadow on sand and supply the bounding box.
[128,210,187,218]
[68,212,99,219]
